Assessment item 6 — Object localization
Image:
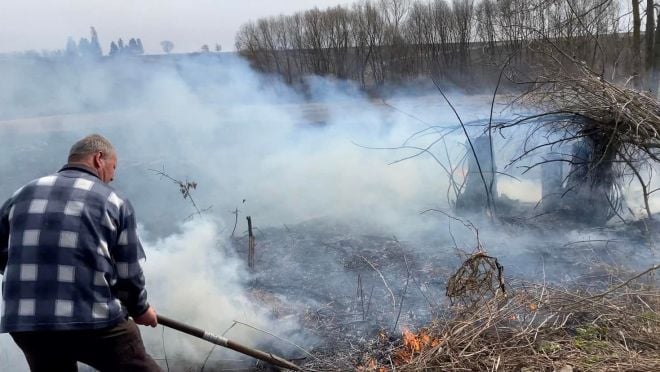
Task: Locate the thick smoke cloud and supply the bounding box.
[0,54,493,369]
[0,54,657,370]
[139,218,309,366]
[0,55,503,237]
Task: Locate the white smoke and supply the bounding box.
[0,54,494,369]
[138,218,308,366]
[1,52,658,370]
[0,218,308,370]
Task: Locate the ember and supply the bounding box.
[394,327,441,364]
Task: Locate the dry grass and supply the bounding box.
[294,218,660,372]
[397,280,658,371]
[306,253,659,372]
[348,267,660,372]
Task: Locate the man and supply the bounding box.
[0,134,161,371]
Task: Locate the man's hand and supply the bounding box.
[133,306,158,327]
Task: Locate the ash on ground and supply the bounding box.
[228,216,658,370]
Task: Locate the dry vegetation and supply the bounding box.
[296,40,660,372]
[305,253,659,372]
[510,61,660,156]
[375,274,658,371]
[490,44,660,224]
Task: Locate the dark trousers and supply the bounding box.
[10,318,161,372]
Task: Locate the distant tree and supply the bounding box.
[78,38,91,57]
[632,0,642,86]
[65,37,78,57]
[380,0,410,32]
[89,26,102,57]
[160,40,174,53]
[118,38,125,50]
[654,3,660,94]
[41,49,64,58]
[215,43,222,52]
[109,41,119,56]
[136,38,144,54]
[201,44,210,53]
[128,38,138,54]
[645,0,655,76]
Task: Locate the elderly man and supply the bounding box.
[0,134,160,371]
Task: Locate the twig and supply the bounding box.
[431,76,494,217]
[150,166,208,219]
[232,320,328,366]
[588,264,660,300]
[161,326,170,372]
[392,254,411,333]
[360,255,396,310]
[230,208,239,238]
[366,284,375,319]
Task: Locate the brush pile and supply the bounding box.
[509,60,660,158]
[446,251,505,306]
[311,257,660,371]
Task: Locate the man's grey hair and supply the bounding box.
[68,134,115,161]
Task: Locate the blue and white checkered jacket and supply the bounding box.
[0,165,149,333]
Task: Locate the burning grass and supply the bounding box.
[232,222,659,371]
[305,256,659,371]
[400,281,657,370]
[354,273,659,371]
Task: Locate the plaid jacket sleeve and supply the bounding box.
[0,197,11,275]
[111,199,149,317]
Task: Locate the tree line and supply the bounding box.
[8,28,223,60]
[235,0,659,90]
[109,38,145,56]
[59,27,145,58]
[65,27,103,59]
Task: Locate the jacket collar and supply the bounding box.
[58,163,102,181]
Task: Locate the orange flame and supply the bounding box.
[394,327,442,364]
[402,328,421,353]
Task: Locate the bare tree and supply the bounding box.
[234,0,632,88]
[645,0,655,86]
[160,40,174,54]
[632,0,642,85]
[380,0,410,32]
[653,3,660,93]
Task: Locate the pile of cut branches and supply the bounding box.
[349,265,660,371]
[507,61,660,157]
[496,55,660,221]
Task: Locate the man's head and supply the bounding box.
[68,134,117,183]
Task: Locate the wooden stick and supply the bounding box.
[157,315,302,371]
[247,216,255,269]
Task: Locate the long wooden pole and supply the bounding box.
[157,315,302,371]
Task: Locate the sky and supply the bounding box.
[0,0,349,54]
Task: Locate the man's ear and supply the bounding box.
[93,151,104,168]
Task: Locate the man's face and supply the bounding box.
[94,151,117,183]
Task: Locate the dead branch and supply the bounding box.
[360,255,396,310]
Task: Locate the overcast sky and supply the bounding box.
[0,0,350,54]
